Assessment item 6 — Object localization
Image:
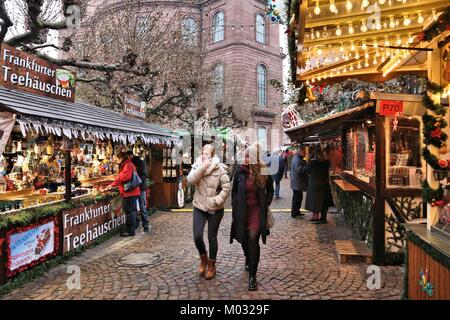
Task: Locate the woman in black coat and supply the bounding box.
[304,147,333,224]
[230,143,274,291]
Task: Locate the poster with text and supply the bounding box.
[7,219,56,274]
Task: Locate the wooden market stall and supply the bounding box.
[0,44,178,284]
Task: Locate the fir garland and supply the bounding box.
[0,192,119,230]
[422,82,449,205]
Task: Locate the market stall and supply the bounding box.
[0,44,178,284]
[285,89,428,264]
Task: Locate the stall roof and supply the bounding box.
[0,87,176,141]
[284,102,375,142]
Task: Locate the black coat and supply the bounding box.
[304,160,333,212]
[131,156,147,191]
[230,166,274,245]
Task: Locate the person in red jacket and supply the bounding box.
[104,151,140,237]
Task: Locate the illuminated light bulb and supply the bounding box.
[343,66,347,72]
[322,26,329,38]
[311,78,316,83]
[385,37,390,47]
[375,20,382,30]
[348,22,355,34]
[350,41,356,51]
[379,0,386,4]
[417,12,424,24]
[365,51,370,59]
[335,25,342,36]
[361,41,367,50]
[396,36,402,46]
[316,30,321,39]
[388,0,392,5]
[340,44,344,52]
[361,0,369,8]
[403,15,411,26]
[314,1,321,15]
[389,16,396,29]
[310,28,315,40]
[432,9,438,21]
[318,76,322,81]
[306,79,310,85]
[337,69,341,75]
[335,55,340,62]
[355,52,360,59]
[360,20,368,32]
[373,56,378,64]
[373,40,379,48]
[346,0,353,12]
[357,61,362,69]
[408,34,414,44]
[329,0,337,13]
[317,48,323,55]
[376,50,381,57]
[365,60,370,67]
[350,64,354,71]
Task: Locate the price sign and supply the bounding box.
[378,100,404,116]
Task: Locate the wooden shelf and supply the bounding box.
[333,179,361,192]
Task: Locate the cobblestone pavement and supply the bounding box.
[2,178,404,300]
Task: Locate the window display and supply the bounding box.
[386,116,423,189]
[162,147,177,183]
[343,124,376,185]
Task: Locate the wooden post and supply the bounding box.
[373,114,385,265]
[65,149,72,202]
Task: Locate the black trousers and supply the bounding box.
[193,207,224,260]
[241,229,261,272]
[291,190,303,217]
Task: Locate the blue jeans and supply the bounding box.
[136,190,149,230]
[123,196,138,235]
[274,180,281,197]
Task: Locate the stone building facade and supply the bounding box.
[86,0,284,151]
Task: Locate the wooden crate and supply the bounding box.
[335,240,373,264]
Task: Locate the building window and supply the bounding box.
[182,17,197,45]
[256,14,265,44]
[257,126,268,151]
[212,11,224,43]
[213,64,224,104]
[136,17,150,38]
[257,64,267,107]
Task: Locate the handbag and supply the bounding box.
[267,208,275,229]
[124,171,142,192]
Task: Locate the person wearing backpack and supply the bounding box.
[290,146,308,219]
[131,152,150,233]
[187,144,231,280]
[104,151,140,237]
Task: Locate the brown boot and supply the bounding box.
[205,259,216,280]
[199,254,208,276]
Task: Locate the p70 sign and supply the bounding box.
[378,100,403,116]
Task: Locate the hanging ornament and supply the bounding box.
[266,0,285,24]
[438,159,449,169]
[306,86,317,101]
[281,104,302,128]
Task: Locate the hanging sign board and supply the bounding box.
[123,94,146,119]
[378,100,404,116]
[0,43,76,102]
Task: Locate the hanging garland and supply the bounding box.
[422,81,449,205]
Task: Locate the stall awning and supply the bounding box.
[284,102,375,142]
[0,87,177,146]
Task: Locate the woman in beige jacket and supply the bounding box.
[187,144,230,279]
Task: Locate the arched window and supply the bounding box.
[213,64,224,104]
[182,17,197,45]
[212,11,224,43]
[257,65,267,107]
[257,126,268,151]
[256,14,266,44]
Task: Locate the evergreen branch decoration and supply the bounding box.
[421,80,449,205]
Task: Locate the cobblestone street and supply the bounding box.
[1,178,404,300]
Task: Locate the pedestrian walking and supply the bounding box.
[187,144,231,280]
[131,152,150,233]
[304,147,334,224]
[104,151,140,237]
[231,143,274,291]
[272,149,285,199]
[290,146,308,218]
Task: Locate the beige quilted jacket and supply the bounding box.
[187,157,231,212]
